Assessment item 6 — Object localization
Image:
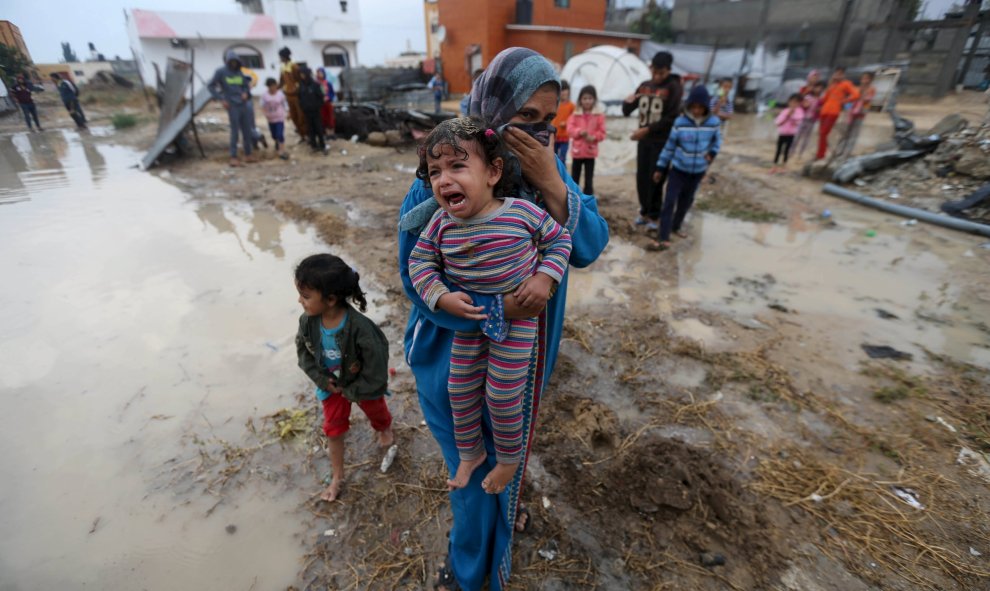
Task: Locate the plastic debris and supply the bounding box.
[821,209,832,219]
[323,528,337,537]
[700,552,727,567]
[380,444,398,473]
[542,496,551,510]
[865,229,877,237]
[891,487,925,510]
[538,540,559,561]
[900,219,917,226]
[861,344,913,361]
[957,447,990,483]
[935,416,957,433]
[971,547,982,557]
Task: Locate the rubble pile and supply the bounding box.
[852,112,990,223]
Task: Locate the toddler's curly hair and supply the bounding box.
[415,117,519,198]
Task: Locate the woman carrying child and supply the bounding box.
[566,85,606,195]
[295,255,395,502]
[397,47,609,591]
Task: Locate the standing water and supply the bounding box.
[0,130,325,588]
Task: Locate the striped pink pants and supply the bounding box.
[449,318,538,463]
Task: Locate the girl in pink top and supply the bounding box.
[261,77,289,160]
[565,85,607,195]
[771,93,804,172]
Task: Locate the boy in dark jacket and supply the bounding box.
[11,74,42,131]
[297,67,329,154]
[623,51,683,229]
[50,73,86,129]
[650,85,721,250]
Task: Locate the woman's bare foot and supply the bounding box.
[376,426,395,447]
[482,462,519,494]
[320,478,342,502]
[675,230,689,239]
[447,452,487,490]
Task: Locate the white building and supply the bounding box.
[126,0,360,92]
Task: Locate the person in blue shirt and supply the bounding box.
[428,73,446,113]
[398,47,609,591]
[651,84,722,250]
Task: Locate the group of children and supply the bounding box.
[772,67,876,171]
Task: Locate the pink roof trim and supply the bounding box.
[246,16,277,39]
[133,9,178,39]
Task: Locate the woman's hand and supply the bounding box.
[514,273,555,309]
[503,126,569,224]
[503,292,545,320]
[437,292,487,320]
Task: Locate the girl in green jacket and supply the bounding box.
[295,254,394,502]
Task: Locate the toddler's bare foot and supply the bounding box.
[320,478,342,502]
[447,452,487,491]
[482,462,519,495]
[376,426,395,447]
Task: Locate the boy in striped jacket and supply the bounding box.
[651,85,722,250]
[408,117,572,494]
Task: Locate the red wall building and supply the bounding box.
[437,0,647,94]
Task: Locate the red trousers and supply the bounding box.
[321,394,392,438]
[321,102,335,131]
[817,114,839,160]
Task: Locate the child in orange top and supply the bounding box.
[551,80,576,163]
[836,71,876,158]
[566,85,606,195]
[816,67,859,160]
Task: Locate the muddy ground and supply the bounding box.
[9,87,989,590]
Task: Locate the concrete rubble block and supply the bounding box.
[926,114,968,137]
[384,130,404,146]
[802,160,834,180]
[954,147,990,179]
[366,131,388,147]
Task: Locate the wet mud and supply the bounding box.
[3,92,990,590]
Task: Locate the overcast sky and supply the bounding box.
[6,0,426,66]
[6,0,965,66]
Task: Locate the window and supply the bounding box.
[226,44,263,69]
[554,0,570,7]
[281,24,299,38]
[785,43,810,66]
[563,40,574,61]
[322,45,349,68]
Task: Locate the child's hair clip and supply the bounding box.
[484,128,496,138]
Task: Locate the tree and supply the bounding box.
[634,0,673,43]
[62,42,77,63]
[0,45,31,86]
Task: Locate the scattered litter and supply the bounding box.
[225,524,237,534]
[400,530,410,542]
[900,219,917,226]
[323,528,337,537]
[340,149,348,156]
[889,188,901,199]
[957,447,990,483]
[542,496,551,510]
[404,547,413,556]
[264,341,278,352]
[932,416,956,432]
[538,540,559,561]
[388,367,397,377]
[271,408,309,439]
[380,444,398,473]
[865,229,877,238]
[875,308,900,320]
[971,547,983,557]
[821,209,832,219]
[419,420,427,427]
[861,344,913,361]
[700,552,727,567]
[734,317,770,330]
[963,250,975,258]
[980,242,990,250]
[349,135,359,143]
[890,487,925,510]
[854,179,867,187]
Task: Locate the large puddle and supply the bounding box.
[568,204,990,369]
[0,130,334,588]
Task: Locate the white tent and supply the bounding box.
[560,45,651,113]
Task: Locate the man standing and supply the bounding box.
[816,67,859,161]
[209,51,255,167]
[11,74,43,132]
[622,51,683,230]
[279,47,307,141]
[50,73,86,129]
[428,72,445,113]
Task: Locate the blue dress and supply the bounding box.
[398,156,609,590]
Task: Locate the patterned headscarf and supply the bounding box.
[468,47,560,126]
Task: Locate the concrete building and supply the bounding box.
[126,0,360,92]
[433,0,648,94]
[0,21,34,64]
[33,60,139,86]
[671,0,898,69]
